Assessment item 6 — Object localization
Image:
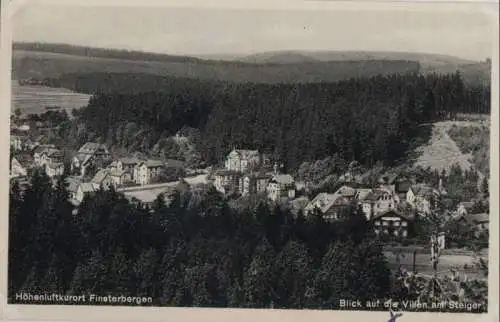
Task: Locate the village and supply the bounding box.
[10,121,489,247]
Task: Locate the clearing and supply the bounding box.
[414,120,488,185]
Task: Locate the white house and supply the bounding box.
[91,169,114,190]
[75,182,100,204]
[133,160,165,185]
[406,184,440,215]
[267,174,296,202]
[304,192,351,221]
[45,162,64,178]
[225,149,261,173]
[109,169,132,186]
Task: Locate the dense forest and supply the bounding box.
[8,170,487,310]
[55,72,490,171]
[9,170,391,308]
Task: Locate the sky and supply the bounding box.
[11,2,497,61]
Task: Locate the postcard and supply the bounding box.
[1,0,498,321]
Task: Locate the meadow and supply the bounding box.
[11,82,91,116]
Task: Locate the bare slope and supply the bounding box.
[414,120,488,184]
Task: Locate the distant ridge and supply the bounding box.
[12,42,490,85]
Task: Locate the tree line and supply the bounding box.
[57,71,490,171]
[9,170,394,308]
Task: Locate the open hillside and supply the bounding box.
[413,119,489,184]
[12,49,420,84]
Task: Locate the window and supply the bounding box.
[375,220,380,226]
[394,230,399,236]
[383,221,388,226]
[402,230,408,237]
[374,229,380,235]
[402,221,408,227]
[393,221,400,227]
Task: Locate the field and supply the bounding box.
[11,82,91,116]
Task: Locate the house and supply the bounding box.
[110,157,142,180]
[75,182,100,204]
[395,178,413,199]
[267,174,296,202]
[304,192,351,221]
[333,185,358,200]
[289,196,310,216]
[10,154,34,178]
[372,210,412,238]
[91,169,114,190]
[133,160,165,185]
[45,162,65,178]
[225,149,261,173]
[214,170,242,195]
[406,184,441,215]
[33,145,57,166]
[108,169,133,186]
[239,172,271,196]
[359,188,397,220]
[456,201,475,217]
[72,142,111,176]
[10,135,24,151]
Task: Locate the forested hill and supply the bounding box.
[61,72,490,171]
[13,43,491,85]
[13,50,420,84]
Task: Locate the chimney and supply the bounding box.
[273,162,278,175]
[438,177,443,191]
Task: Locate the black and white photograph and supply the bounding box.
[2,0,498,319]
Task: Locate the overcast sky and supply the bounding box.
[11,3,496,61]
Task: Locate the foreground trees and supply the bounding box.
[9,173,391,308]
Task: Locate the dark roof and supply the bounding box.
[13,154,34,168]
[164,159,186,168]
[371,210,412,221]
[395,180,412,193]
[410,184,438,199]
[214,169,242,176]
[459,201,475,210]
[469,213,489,224]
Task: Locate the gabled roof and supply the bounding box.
[271,174,294,185]
[164,159,186,168]
[308,193,350,214]
[469,213,489,224]
[355,188,373,200]
[33,144,56,154]
[382,173,399,184]
[12,154,34,168]
[459,201,475,210]
[65,177,82,193]
[364,189,390,202]
[91,169,110,184]
[410,184,438,199]
[144,159,165,168]
[46,162,64,169]
[78,182,99,193]
[335,185,357,197]
[118,157,142,165]
[230,149,260,159]
[78,142,108,154]
[109,169,129,177]
[214,169,241,176]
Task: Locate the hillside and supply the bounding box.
[235,50,491,85]
[12,48,420,84]
[413,120,489,186]
[238,50,476,66]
